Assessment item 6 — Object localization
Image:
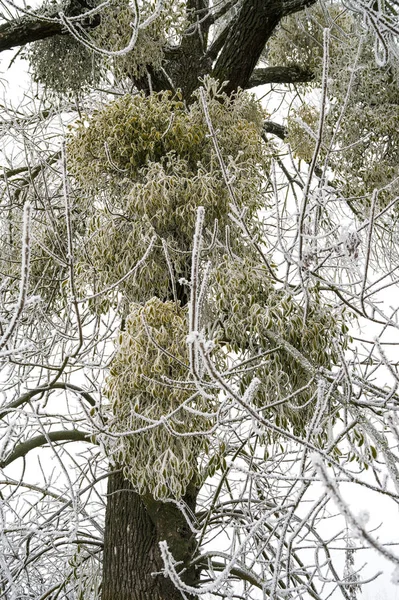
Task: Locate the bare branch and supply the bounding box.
[1,430,93,468]
[247,65,314,88]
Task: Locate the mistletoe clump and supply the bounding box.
[67,85,266,190]
[327,54,399,207]
[29,218,69,302]
[104,297,215,500]
[29,196,90,305]
[269,3,399,210]
[286,104,320,163]
[288,41,399,208]
[68,82,269,306]
[0,201,83,307]
[211,255,345,436]
[267,3,354,80]
[67,91,205,188]
[28,35,101,97]
[91,0,187,80]
[27,0,186,95]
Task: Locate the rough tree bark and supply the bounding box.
[248,65,314,87]
[102,470,198,600]
[213,0,316,93]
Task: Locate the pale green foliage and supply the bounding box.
[28,34,101,96]
[269,2,399,208]
[92,0,187,79]
[30,200,89,304]
[286,104,320,163]
[0,210,22,296]
[267,3,353,77]
[27,0,186,95]
[67,79,345,493]
[104,298,214,499]
[211,255,344,435]
[327,48,399,206]
[69,544,101,600]
[127,159,231,238]
[29,216,69,301]
[68,82,269,304]
[68,86,266,189]
[0,204,72,304]
[68,92,204,187]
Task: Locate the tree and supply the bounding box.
[1,0,399,598]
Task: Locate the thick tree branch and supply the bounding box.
[212,0,317,94]
[1,429,93,468]
[0,382,96,420]
[0,0,99,53]
[183,0,210,52]
[0,17,64,51]
[206,24,230,61]
[247,65,314,88]
[165,0,213,98]
[203,0,238,28]
[263,120,288,140]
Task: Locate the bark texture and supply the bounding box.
[247,65,314,88]
[102,470,199,600]
[213,0,317,93]
[0,18,64,50]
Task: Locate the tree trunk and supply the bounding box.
[102,470,199,600]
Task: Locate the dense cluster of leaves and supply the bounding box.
[104,297,214,500]
[269,2,399,209]
[0,193,90,306]
[210,255,345,435]
[92,0,187,79]
[27,0,187,95]
[67,82,269,304]
[286,104,319,163]
[267,3,353,78]
[67,79,347,490]
[28,34,102,96]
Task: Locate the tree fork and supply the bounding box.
[212,0,317,93]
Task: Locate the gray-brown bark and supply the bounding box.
[0,17,64,51]
[102,470,199,600]
[212,0,317,93]
[247,65,314,88]
[263,120,288,140]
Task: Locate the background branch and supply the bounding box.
[1,429,93,468]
